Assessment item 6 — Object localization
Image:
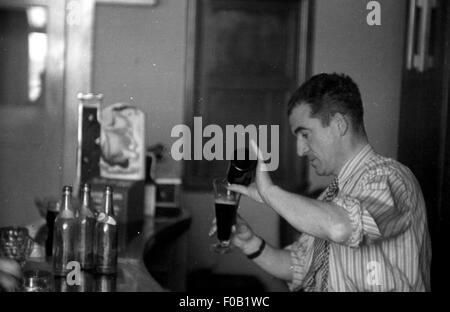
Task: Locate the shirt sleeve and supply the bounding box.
[284,234,315,291]
[332,170,413,248]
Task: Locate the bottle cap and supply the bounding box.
[62,186,72,194]
[104,185,113,193]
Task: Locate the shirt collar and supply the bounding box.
[337,144,374,188]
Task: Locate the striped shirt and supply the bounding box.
[286,144,431,291]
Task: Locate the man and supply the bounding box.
[0,257,22,291]
[221,73,431,291]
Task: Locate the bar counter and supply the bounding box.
[24,209,191,292]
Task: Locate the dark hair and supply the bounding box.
[287,73,365,134]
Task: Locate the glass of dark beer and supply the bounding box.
[211,178,239,254]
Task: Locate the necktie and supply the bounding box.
[302,177,339,292]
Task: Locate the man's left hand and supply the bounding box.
[228,139,275,204]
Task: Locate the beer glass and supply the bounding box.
[211,178,239,254]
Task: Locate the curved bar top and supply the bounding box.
[122,209,192,291]
[24,209,191,292]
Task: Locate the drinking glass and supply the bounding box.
[210,178,239,254]
[0,226,34,267]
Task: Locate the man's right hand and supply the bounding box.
[0,258,22,292]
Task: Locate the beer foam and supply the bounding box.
[214,198,237,205]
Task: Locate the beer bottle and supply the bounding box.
[77,183,95,270]
[227,147,257,186]
[94,185,118,275]
[53,186,77,276]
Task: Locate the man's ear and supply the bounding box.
[332,113,349,136]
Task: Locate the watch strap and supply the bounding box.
[246,238,266,260]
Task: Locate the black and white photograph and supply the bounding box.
[0,0,448,300]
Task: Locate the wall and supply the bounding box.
[308,0,407,189]
[93,0,187,179]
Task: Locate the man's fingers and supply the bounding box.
[209,218,217,236]
[227,184,248,195]
[0,258,22,279]
[250,140,270,173]
[233,223,253,241]
[250,139,264,161]
[208,224,217,237]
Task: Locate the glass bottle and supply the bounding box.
[227,147,257,186]
[76,183,95,270]
[94,185,118,275]
[52,186,77,276]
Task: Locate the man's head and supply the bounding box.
[287,73,367,176]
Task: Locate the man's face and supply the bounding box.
[289,103,340,176]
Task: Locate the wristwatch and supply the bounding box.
[246,238,266,260]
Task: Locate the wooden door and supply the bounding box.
[0,0,64,227]
[184,0,310,191]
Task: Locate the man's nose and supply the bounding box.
[296,138,309,157]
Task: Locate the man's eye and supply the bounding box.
[301,133,308,139]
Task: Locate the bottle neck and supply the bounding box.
[62,194,72,212]
[60,193,75,218]
[104,193,114,216]
[81,190,91,207]
[80,190,94,217]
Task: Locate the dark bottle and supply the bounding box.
[53,186,78,276]
[45,202,59,259]
[94,185,118,275]
[76,183,95,270]
[227,147,257,186]
[144,152,156,217]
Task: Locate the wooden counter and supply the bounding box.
[24,209,191,292]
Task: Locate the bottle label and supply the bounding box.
[97,212,117,225]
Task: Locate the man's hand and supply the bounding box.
[227,140,275,204]
[230,215,261,255]
[227,182,264,203]
[209,215,262,256]
[0,258,22,292]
